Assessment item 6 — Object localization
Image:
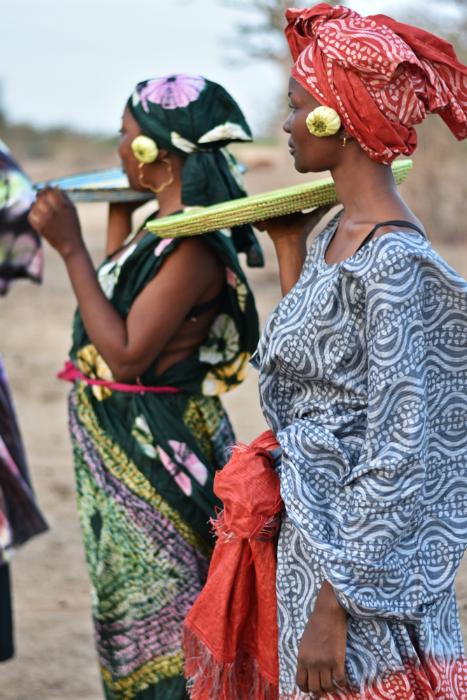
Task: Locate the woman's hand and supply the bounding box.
[28,188,83,259]
[256,204,334,244]
[296,581,349,696]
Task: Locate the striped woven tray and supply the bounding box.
[146,159,412,238]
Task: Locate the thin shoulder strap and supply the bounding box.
[357,220,426,252]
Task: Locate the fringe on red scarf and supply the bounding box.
[183,631,279,700]
[183,430,281,700]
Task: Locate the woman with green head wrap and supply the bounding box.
[28,74,261,699]
[108,74,263,265]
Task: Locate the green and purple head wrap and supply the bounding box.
[127,74,263,266]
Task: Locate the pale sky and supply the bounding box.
[1,0,459,137]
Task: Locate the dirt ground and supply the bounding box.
[2,149,467,700]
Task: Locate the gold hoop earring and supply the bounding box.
[138,158,174,195]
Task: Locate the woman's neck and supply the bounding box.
[149,152,185,218]
[330,150,408,225]
[155,182,185,218]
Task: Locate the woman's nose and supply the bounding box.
[283,114,292,134]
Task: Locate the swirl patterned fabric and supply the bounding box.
[252,214,467,698]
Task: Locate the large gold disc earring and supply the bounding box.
[138,158,174,195]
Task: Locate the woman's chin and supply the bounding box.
[292,155,329,174]
[294,162,308,174]
[126,175,145,192]
[289,152,304,173]
[121,166,141,192]
[292,156,312,174]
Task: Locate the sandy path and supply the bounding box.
[1,158,467,699]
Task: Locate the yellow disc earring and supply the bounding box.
[306,106,341,137]
[131,135,159,164]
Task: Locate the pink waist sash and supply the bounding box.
[57,361,181,395]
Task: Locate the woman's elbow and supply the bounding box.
[109,356,153,384]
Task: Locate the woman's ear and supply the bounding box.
[157,148,170,161]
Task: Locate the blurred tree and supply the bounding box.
[401,0,466,59]
[444,0,466,58]
[223,0,341,78]
[442,0,467,38]
[221,0,342,130]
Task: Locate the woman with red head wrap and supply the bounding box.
[183,4,467,699]
[253,3,467,699]
[286,2,467,164]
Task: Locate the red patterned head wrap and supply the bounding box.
[285,3,467,164]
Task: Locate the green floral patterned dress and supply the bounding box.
[67,227,259,700]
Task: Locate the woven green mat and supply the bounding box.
[146,159,412,238]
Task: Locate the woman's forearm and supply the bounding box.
[296,580,348,694]
[106,204,133,256]
[314,580,343,614]
[63,236,219,382]
[273,236,308,296]
[63,247,131,370]
[260,206,333,295]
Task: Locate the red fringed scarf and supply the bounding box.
[183,430,281,700]
[285,3,467,164]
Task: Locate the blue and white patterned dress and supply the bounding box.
[252,215,467,698]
